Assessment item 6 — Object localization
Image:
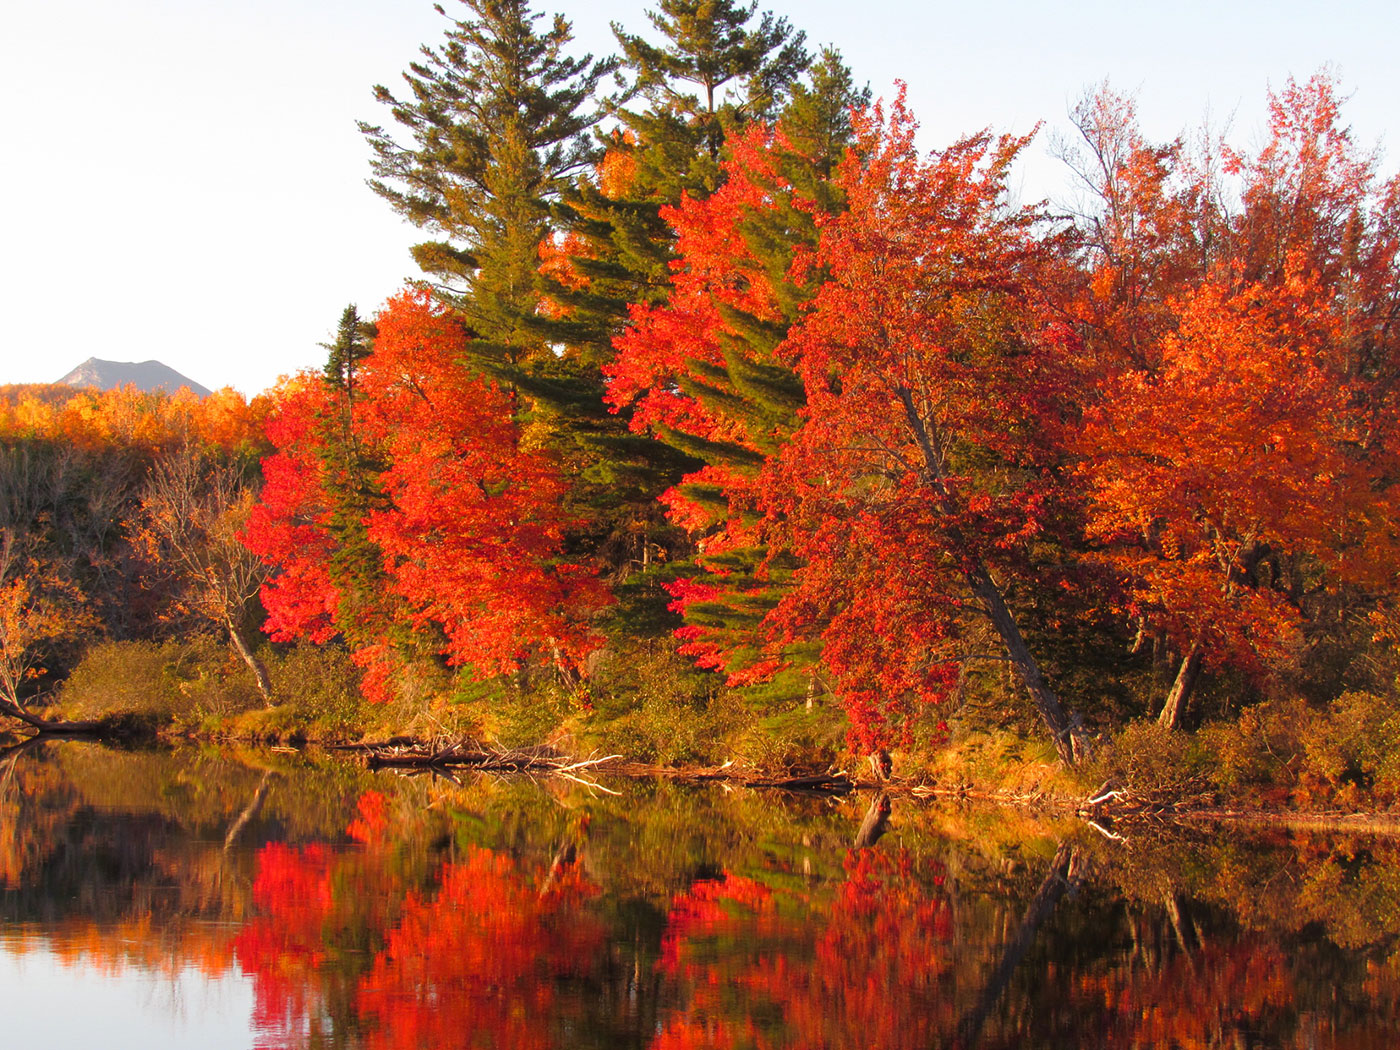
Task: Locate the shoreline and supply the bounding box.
[9,725,1400,835]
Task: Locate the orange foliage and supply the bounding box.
[0,383,269,455]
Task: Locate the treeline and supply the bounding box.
[0,384,272,726]
[239,0,1400,768]
[7,0,1400,782]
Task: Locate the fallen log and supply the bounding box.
[360,741,621,777]
[0,698,106,735]
[743,773,855,794]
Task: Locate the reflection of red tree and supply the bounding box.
[659,871,774,975]
[356,847,603,1050]
[234,843,335,1047]
[654,852,954,1050]
[346,790,388,847]
[234,791,412,1050]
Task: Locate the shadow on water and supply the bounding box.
[2,740,1400,1048]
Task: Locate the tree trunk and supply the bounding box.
[966,565,1087,765]
[227,620,274,706]
[954,843,1085,1049]
[868,748,892,781]
[897,387,1088,765]
[0,697,104,735]
[1158,642,1202,729]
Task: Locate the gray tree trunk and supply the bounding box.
[897,387,1088,765]
[227,620,274,706]
[1157,642,1203,730]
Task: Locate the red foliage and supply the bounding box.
[762,90,1065,750]
[243,289,609,698]
[241,375,341,645]
[361,290,610,677]
[356,848,603,1050]
[652,850,954,1050]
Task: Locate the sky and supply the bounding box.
[1,0,1396,397]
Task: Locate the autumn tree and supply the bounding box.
[1053,83,1199,374]
[0,529,98,730]
[244,291,608,702]
[137,446,274,704]
[360,290,611,684]
[240,373,346,652]
[604,51,867,703]
[762,92,1087,762]
[1069,75,1400,725]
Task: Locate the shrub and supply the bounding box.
[55,639,209,728]
[1300,691,1400,804]
[264,644,367,739]
[1196,696,1310,795]
[1099,720,1216,804]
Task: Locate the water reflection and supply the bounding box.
[2,740,1399,1048]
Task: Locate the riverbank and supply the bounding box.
[12,634,1400,829]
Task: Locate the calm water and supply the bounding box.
[2,739,1399,1049]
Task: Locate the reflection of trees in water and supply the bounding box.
[356,848,604,1050]
[6,748,1400,1048]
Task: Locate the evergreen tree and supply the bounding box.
[315,306,394,657]
[607,50,869,698]
[531,3,817,588]
[614,0,810,197]
[360,0,617,379]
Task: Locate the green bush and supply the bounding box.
[54,638,235,728]
[54,637,375,740]
[264,644,367,738]
[1301,691,1400,802]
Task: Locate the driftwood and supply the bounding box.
[742,772,854,794]
[354,742,624,794]
[350,740,859,795]
[618,764,856,795]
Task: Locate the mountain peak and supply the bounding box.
[57,358,212,398]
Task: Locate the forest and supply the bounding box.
[3,0,1399,809]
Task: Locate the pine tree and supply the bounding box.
[607,50,868,698]
[613,0,810,196]
[316,306,393,652]
[531,3,818,589]
[360,0,616,380]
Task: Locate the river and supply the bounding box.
[1,739,1397,1048]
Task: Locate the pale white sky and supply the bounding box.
[1,0,1395,396]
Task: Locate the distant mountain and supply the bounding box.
[56,358,212,398]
